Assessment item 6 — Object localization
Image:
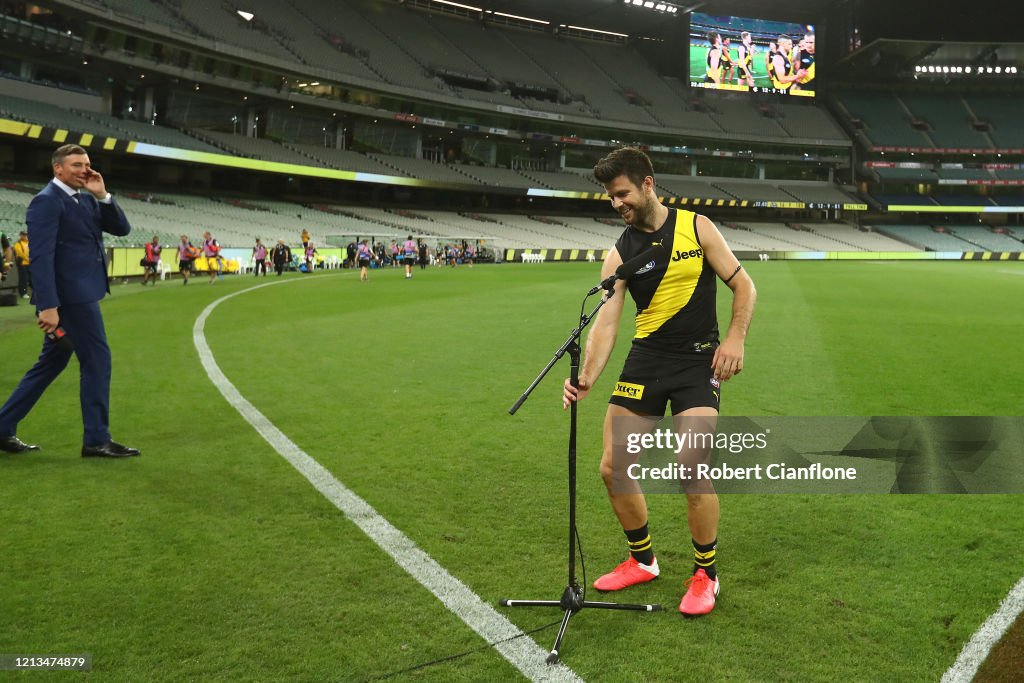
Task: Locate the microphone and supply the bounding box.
[588,243,665,295]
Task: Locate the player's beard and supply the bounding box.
[624,194,656,228]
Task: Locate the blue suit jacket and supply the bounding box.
[26,181,132,311]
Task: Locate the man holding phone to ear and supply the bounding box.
[0,144,139,458]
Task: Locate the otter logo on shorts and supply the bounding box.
[613,381,645,400]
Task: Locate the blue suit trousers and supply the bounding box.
[0,301,112,446]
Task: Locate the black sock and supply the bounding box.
[625,524,654,566]
[693,538,717,580]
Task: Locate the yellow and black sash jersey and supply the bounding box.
[797,53,815,85]
[738,44,753,74]
[720,46,732,66]
[769,52,792,90]
[614,209,719,356]
[705,47,721,81]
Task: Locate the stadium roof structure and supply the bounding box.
[438,0,841,37]
[833,39,1024,83]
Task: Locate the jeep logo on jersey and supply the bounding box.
[672,248,704,262]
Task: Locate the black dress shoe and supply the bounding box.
[0,435,40,453]
[81,441,141,458]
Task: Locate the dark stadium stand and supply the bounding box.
[873,225,979,251]
[0,0,1020,259]
[965,96,1024,148]
[931,194,995,206]
[872,194,939,206]
[871,167,938,182]
[944,226,1024,251]
[836,92,935,148]
[898,94,992,150]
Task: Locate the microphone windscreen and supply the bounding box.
[615,242,665,279]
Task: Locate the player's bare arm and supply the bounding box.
[696,215,756,381]
[709,49,721,84]
[563,247,627,408]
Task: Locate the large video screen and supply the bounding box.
[689,13,816,97]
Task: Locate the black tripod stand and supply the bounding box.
[500,287,662,665]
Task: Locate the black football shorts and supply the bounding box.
[608,346,720,416]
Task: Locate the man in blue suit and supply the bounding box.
[0,144,140,458]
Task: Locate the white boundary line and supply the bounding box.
[941,576,1024,682]
[193,280,583,683]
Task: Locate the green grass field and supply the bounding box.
[1,260,1022,681]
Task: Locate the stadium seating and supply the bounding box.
[943,226,1024,251]
[432,19,561,91]
[963,96,1024,148]
[898,94,992,149]
[717,224,796,251]
[284,144,407,176]
[366,154,476,184]
[296,0,453,92]
[571,40,701,130]
[871,225,978,251]
[871,194,938,206]
[872,167,938,183]
[712,180,798,203]
[5,181,996,254]
[100,0,193,33]
[778,183,859,205]
[0,92,223,153]
[712,102,788,138]
[454,166,536,189]
[517,170,603,193]
[221,0,379,80]
[934,168,992,181]
[191,131,315,165]
[835,92,934,148]
[656,175,734,200]
[931,193,995,206]
[774,102,849,142]
[499,30,659,126]
[732,222,832,250]
[806,224,917,251]
[1,94,126,139]
[176,0,298,63]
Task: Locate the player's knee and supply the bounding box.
[599,451,617,488]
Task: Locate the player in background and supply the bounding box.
[736,31,756,88]
[356,239,375,282]
[769,35,807,92]
[704,32,723,85]
[765,41,777,82]
[202,231,222,284]
[793,31,815,92]
[720,38,734,84]
[402,234,417,279]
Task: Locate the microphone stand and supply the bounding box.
[501,285,662,665]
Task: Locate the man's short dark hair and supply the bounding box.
[707,31,720,45]
[593,147,656,189]
[52,144,87,166]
